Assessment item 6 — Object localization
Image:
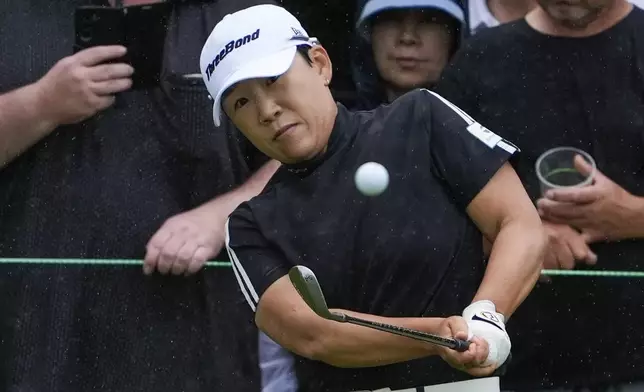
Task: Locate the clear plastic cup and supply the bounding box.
[535,146,596,195]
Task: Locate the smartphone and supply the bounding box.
[74,2,172,90]
[123,3,172,89]
[74,7,126,51]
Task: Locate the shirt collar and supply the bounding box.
[284,103,355,176]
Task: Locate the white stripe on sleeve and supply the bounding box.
[420,89,476,125]
[225,217,260,312]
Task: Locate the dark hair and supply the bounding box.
[296,45,314,65]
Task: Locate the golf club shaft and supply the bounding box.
[342,314,470,352]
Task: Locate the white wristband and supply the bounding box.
[462,300,511,367]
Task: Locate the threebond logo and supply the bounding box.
[205,29,260,81]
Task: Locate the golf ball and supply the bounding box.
[354,162,389,196]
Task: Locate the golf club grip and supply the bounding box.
[343,314,468,351]
[452,338,470,352]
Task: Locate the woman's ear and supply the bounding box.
[308,45,333,86]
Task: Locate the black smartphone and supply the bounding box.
[123,3,172,89]
[74,2,172,90]
[74,6,126,51]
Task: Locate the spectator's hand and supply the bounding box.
[542,221,597,271]
[35,45,133,126]
[537,155,641,243]
[437,316,495,377]
[143,205,226,276]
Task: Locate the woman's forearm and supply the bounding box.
[309,309,444,367]
[257,276,448,369]
[261,307,445,368]
[473,219,546,319]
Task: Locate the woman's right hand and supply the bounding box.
[437,316,496,377]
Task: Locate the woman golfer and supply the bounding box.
[199,4,546,392]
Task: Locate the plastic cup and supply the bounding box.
[535,146,596,195]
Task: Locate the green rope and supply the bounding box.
[0,259,643,278]
[540,269,644,277]
[0,258,231,267]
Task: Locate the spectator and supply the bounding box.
[352,0,466,110]
[436,0,644,390]
[0,0,279,391]
[467,0,537,35]
[466,0,643,35]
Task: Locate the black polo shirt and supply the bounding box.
[435,8,644,389]
[226,89,518,391]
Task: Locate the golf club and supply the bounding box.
[288,265,470,352]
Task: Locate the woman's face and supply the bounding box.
[371,9,456,92]
[222,47,336,164]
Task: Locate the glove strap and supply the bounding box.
[463,300,505,329]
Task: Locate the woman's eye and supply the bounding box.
[266,76,279,85]
[234,97,248,111]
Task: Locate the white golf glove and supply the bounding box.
[462,300,511,367]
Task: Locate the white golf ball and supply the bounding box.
[354,162,389,196]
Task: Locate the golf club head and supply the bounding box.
[288,265,344,322]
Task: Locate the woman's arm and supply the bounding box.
[226,205,485,369]
[466,163,547,320]
[255,275,486,369]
